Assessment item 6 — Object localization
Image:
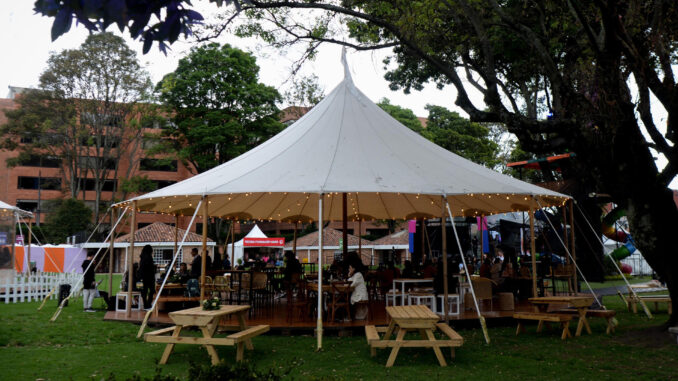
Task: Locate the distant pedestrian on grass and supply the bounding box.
[81,253,96,312]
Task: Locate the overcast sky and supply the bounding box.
[0,2,467,117]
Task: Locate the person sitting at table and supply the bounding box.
[490,257,503,283]
[177,262,190,283]
[479,257,492,278]
[422,259,437,278]
[346,256,369,320]
[283,251,302,284]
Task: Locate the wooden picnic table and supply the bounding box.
[144,305,269,365]
[529,296,594,336]
[365,305,463,367]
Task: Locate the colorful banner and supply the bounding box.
[476,216,490,254]
[243,237,285,247]
[13,246,85,273]
[408,220,416,253]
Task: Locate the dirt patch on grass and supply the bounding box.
[615,325,675,348]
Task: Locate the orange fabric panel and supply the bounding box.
[14,246,24,272]
[44,248,64,273]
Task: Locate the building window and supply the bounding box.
[17,176,62,190]
[76,178,116,192]
[17,155,61,168]
[140,158,177,172]
[78,156,116,170]
[152,248,182,267]
[16,200,39,213]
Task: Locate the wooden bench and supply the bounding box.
[626,295,672,314]
[513,312,573,340]
[557,309,618,334]
[227,325,270,361]
[364,323,463,361]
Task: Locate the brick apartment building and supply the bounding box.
[0,88,393,240]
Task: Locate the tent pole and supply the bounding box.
[127,201,137,318]
[358,219,362,265]
[108,208,115,294]
[569,200,578,293]
[231,222,235,268]
[342,193,348,258]
[27,217,32,273]
[441,196,449,324]
[420,218,425,263]
[200,196,208,303]
[529,208,537,298]
[293,222,298,258]
[317,193,324,351]
[562,204,572,294]
[174,214,179,270]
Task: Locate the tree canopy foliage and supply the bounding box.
[1,32,152,222]
[43,198,92,244]
[378,99,500,168]
[156,43,283,173]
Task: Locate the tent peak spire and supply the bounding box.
[341,47,352,82]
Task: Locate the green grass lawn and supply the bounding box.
[0,289,676,380]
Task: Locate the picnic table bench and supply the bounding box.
[144,305,269,365]
[556,309,618,334]
[365,305,463,367]
[625,295,672,314]
[513,312,573,340]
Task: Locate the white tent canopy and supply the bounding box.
[0,200,33,218]
[118,55,568,220]
[227,224,283,264]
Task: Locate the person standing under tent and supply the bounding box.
[138,245,156,310]
[81,252,96,312]
[190,248,202,278]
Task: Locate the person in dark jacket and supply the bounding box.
[82,253,96,312]
[190,248,202,278]
[138,245,156,309]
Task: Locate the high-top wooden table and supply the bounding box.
[365,305,463,367]
[529,296,594,336]
[144,305,269,365]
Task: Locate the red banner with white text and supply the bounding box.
[243,237,285,247]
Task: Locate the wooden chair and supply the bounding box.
[286,279,308,322]
[470,277,494,311]
[331,282,352,322]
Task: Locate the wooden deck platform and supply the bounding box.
[104,298,534,332]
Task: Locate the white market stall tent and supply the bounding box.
[118,49,570,346]
[227,224,284,264]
